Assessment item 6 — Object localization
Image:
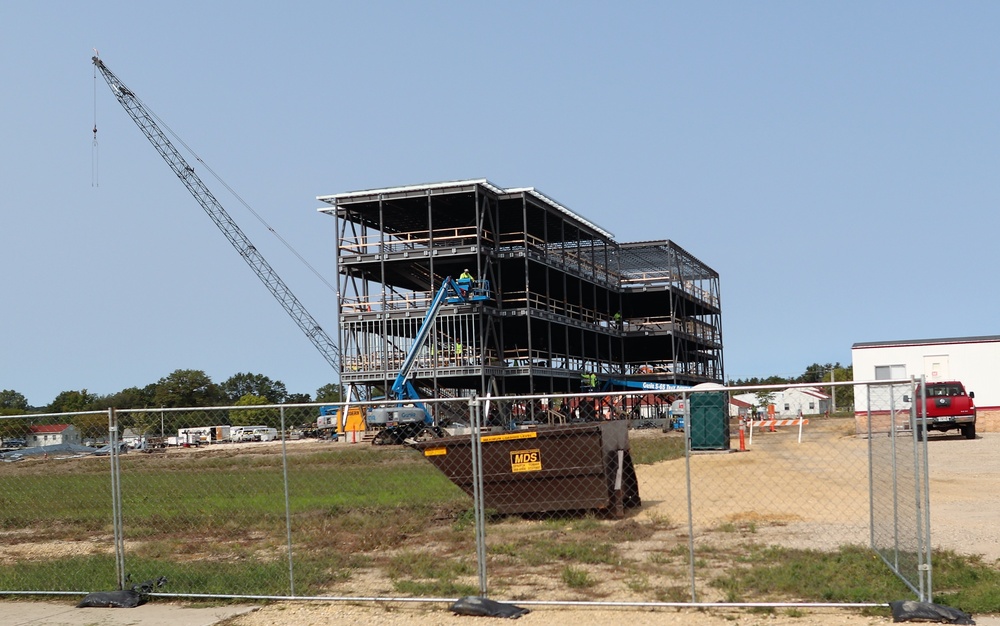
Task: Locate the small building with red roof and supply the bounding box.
[27,424,82,448]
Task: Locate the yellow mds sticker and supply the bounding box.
[510,449,542,473]
[423,447,447,457]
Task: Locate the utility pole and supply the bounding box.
[829,368,837,414]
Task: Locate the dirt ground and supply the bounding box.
[222,421,1000,626]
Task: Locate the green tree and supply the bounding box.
[48,389,98,413]
[286,392,311,404]
[93,384,157,409]
[798,362,838,384]
[833,365,854,412]
[153,370,222,407]
[75,414,110,442]
[0,389,29,414]
[728,375,789,386]
[314,383,341,403]
[120,410,165,439]
[0,417,31,439]
[754,390,776,415]
[220,372,288,404]
[230,394,279,428]
[820,364,853,413]
[795,363,853,413]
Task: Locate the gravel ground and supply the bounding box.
[221,427,1000,626]
[219,602,897,626]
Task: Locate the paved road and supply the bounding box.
[0,600,255,626]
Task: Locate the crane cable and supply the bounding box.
[92,50,99,187]
[147,106,338,296]
[99,72,337,297]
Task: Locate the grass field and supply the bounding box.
[1,434,998,613]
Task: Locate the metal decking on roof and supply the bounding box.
[319,180,720,291]
[317,178,507,203]
[317,179,616,241]
[619,240,717,278]
[502,187,614,240]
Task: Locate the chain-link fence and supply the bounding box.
[865,380,931,600]
[0,381,929,606]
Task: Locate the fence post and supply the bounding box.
[279,405,296,596]
[108,407,126,590]
[682,391,697,602]
[469,395,488,596]
[913,377,933,602]
[867,383,875,552]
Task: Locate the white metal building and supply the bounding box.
[852,335,1000,418]
[731,388,830,417]
[780,387,831,416]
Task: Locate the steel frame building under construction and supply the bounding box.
[317,179,723,405]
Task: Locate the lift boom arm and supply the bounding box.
[92,56,341,372]
[390,277,466,400]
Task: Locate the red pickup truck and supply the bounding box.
[912,381,977,440]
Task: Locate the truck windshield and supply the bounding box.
[927,385,963,397]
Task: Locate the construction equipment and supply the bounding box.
[316,404,367,437]
[369,276,490,445]
[92,55,342,373]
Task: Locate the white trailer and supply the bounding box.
[176,425,231,445]
[852,335,1000,413]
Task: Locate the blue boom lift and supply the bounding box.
[368,276,490,445]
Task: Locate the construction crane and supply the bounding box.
[92,55,342,373]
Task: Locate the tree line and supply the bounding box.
[0,369,341,416]
[1,362,854,417]
[728,362,853,411]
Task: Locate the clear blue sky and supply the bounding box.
[2,2,998,407]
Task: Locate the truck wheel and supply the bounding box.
[915,426,925,441]
[963,423,977,440]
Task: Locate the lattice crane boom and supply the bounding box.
[92,55,341,374]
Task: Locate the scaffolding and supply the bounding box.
[317,179,723,402]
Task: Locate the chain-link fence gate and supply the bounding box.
[865,379,932,601]
[0,381,930,606]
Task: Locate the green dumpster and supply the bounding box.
[689,391,730,451]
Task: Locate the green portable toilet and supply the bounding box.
[689,387,730,451]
